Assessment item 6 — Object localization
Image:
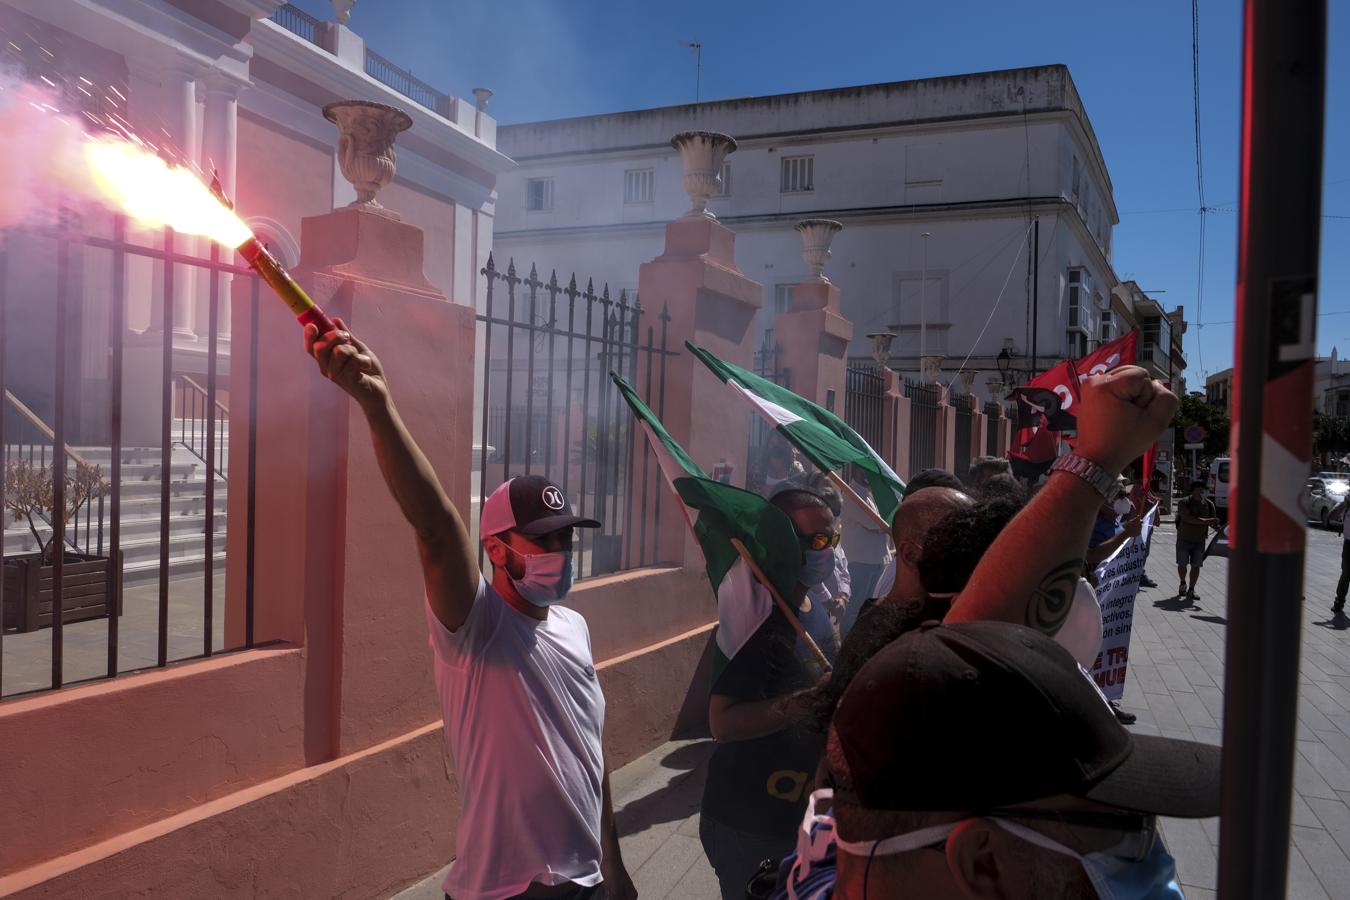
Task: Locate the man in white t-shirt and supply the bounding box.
[307,322,636,900]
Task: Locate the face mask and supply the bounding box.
[1113,498,1133,517]
[793,790,1183,900]
[499,544,574,607]
[993,818,1183,900]
[800,548,835,586]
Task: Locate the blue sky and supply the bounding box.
[290,0,1348,382]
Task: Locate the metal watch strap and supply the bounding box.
[1049,453,1121,501]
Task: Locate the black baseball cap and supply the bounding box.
[480,475,601,537]
[826,620,1220,818]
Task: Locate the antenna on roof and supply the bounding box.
[686,42,702,103]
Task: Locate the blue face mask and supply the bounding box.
[799,548,835,586]
[994,817,1184,900]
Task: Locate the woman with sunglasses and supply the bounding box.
[698,486,844,900]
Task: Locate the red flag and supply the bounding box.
[1073,330,1138,380]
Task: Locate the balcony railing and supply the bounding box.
[364,48,454,118]
[270,3,322,45]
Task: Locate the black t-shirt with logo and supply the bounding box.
[701,599,839,837]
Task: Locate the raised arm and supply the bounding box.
[307,321,479,630]
[947,367,1176,636]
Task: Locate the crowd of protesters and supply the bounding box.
[307,318,1212,900]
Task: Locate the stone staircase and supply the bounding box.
[3,420,228,585]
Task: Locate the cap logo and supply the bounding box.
[541,486,565,510]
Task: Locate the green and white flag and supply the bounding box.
[686,342,906,524]
[610,372,802,663]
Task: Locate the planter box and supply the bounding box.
[2,552,124,634]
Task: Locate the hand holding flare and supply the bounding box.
[208,174,339,337]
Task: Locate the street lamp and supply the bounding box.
[996,348,1012,379]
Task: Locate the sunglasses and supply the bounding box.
[797,530,842,551]
[986,807,1159,862]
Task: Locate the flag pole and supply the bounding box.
[730,538,832,673]
[1218,0,1324,896]
[825,470,891,531]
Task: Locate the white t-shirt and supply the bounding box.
[426,577,606,900]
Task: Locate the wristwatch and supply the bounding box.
[1050,453,1121,501]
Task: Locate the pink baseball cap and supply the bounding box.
[480,475,602,537]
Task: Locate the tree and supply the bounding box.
[2,459,109,564]
[1173,394,1231,459]
[1314,412,1350,463]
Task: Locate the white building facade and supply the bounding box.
[494,65,1185,401]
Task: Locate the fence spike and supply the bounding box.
[483,251,495,275]
[506,257,517,279]
[659,302,671,322]
[548,269,560,291]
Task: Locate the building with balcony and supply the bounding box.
[494,64,1186,401]
[1207,352,1350,418]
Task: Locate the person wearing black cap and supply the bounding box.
[306,325,635,900]
[807,620,1216,898]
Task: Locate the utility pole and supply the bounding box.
[1218,1,1325,898]
[919,231,930,379]
[687,42,702,103]
[1030,216,1039,377]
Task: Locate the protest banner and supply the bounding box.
[1089,505,1157,700]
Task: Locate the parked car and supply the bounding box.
[1303,474,1349,530]
[1207,457,1230,518]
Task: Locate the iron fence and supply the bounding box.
[905,380,938,472]
[175,376,229,480]
[270,3,323,44]
[364,49,455,119]
[745,329,793,493]
[477,256,675,578]
[984,400,1002,456]
[0,216,259,699]
[844,361,885,454]
[951,391,973,478]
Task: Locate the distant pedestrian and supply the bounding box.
[1176,480,1220,603]
[966,455,1012,489]
[1332,496,1349,620]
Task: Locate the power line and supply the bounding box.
[1191,0,1207,378]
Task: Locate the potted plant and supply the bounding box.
[2,458,120,633]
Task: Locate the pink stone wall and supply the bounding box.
[381,181,458,303]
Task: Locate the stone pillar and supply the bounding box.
[773,219,852,409]
[936,386,958,474]
[163,63,200,339]
[224,207,474,761]
[636,217,760,566]
[201,78,240,340]
[879,368,914,481]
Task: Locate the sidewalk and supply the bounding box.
[393,522,1350,900]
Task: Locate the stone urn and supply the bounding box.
[332,0,355,24]
[323,100,412,218]
[671,131,736,219]
[986,376,1007,402]
[795,219,844,282]
[921,354,945,385]
[959,368,978,393]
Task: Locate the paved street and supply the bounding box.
[396,520,1350,900]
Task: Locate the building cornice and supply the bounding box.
[7,0,253,86]
[249,19,513,177]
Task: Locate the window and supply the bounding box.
[1067,269,1088,328]
[1068,331,1088,358]
[1337,393,1350,417]
[780,155,814,193]
[1071,156,1081,199]
[714,162,732,197]
[624,168,654,204]
[1099,309,1113,344]
[773,283,796,313]
[526,178,554,211]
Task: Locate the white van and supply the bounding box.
[1208,457,1231,518]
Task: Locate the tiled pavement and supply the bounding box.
[396,522,1350,900]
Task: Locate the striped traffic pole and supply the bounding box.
[1218,1,1325,897]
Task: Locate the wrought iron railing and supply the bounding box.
[844,361,885,455]
[1,217,262,696]
[270,3,323,44]
[746,329,792,494]
[905,380,938,472]
[477,255,675,578]
[364,48,454,118]
[175,376,229,481]
[951,391,973,478]
[984,400,1002,456]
